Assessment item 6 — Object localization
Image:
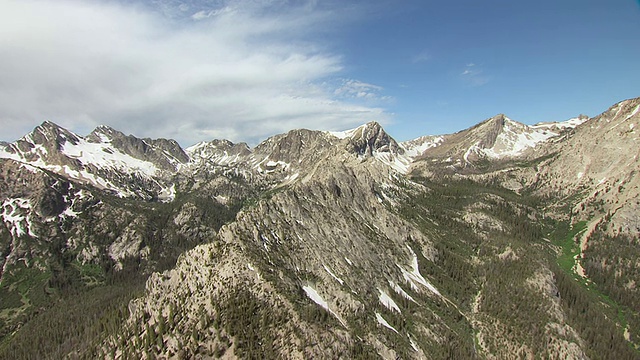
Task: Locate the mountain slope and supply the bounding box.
[1,97,639,359]
[409,114,585,175]
[0,122,185,199]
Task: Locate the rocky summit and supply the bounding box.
[1,97,639,359]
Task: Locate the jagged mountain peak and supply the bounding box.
[185,138,252,167]
[86,125,188,166]
[250,128,336,175]
[409,114,562,173]
[254,128,327,153]
[186,139,243,153]
[35,120,67,133]
[27,120,80,146]
[0,121,188,199]
[487,113,508,124]
[343,121,402,157]
[86,124,126,143]
[476,114,512,148]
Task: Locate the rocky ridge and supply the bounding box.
[1,97,639,359]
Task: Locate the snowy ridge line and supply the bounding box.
[531,116,589,130]
[624,104,640,121]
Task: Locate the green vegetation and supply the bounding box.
[0,266,52,341]
[1,154,639,358]
[397,175,639,358]
[552,220,587,276]
[554,266,638,359]
[0,280,144,360]
[0,179,249,357]
[549,218,639,356]
[582,225,640,350]
[216,288,281,359]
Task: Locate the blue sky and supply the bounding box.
[338,0,640,140]
[1,0,639,145]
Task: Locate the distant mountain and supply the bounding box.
[0,121,186,199]
[408,113,588,175]
[1,97,639,359]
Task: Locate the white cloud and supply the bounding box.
[0,0,390,146]
[460,63,489,86]
[411,50,431,64]
[334,79,392,102]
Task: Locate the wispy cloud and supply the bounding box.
[460,63,489,86]
[411,50,431,64]
[334,79,392,102]
[0,0,389,145]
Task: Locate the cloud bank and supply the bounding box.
[0,0,389,145]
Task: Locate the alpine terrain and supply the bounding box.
[1,97,639,359]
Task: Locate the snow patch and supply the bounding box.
[303,285,347,327]
[398,246,441,296]
[389,280,416,302]
[2,198,36,238]
[375,313,398,333]
[401,136,444,158]
[624,104,640,121]
[532,117,588,130]
[463,144,480,163]
[323,264,344,285]
[378,289,401,313]
[409,335,420,352]
[484,120,558,158]
[374,152,412,173]
[261,160,290,173]
[159,184,176,202]
[372,136,445,174]
[61,138,159,176]
[303,285,329,310]
[326,126,360,139]
[62,206,79,218]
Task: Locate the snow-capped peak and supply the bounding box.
[325,122,384,141]
[481,117,559,158]
[401,135,445,158]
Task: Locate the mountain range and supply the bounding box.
[0,97,639,359]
